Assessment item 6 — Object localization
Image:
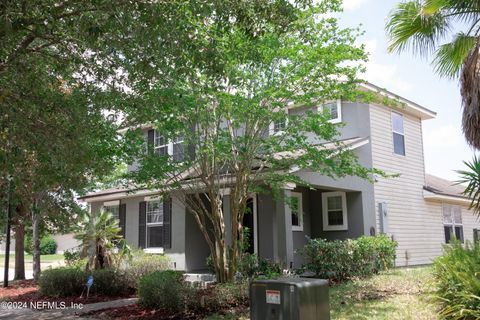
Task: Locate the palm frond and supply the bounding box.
[433,32,477,77]
[456,155,480,216]
[386,1,450,55]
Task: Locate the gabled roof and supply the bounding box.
[423,174,471,205]
[360,82,437,120]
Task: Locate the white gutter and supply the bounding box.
[423,190,471,205]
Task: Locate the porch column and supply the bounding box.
[275,188,294,269]
[222,191,232,246]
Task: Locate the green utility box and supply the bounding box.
[250,277,329,320]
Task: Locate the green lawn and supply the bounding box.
[0,254,64,269]
[207,267,437,320]
[330,267,437,320]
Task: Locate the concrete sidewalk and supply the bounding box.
[0,298,138,320]
[0,269,33,282]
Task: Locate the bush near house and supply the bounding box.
[120,251,171,290]
[138,270,192,312]
[432,241,480,320]
[300,235,397,281]
[38,267,129,297]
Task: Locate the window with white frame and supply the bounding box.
[154,131,169,156]
[269,115,288,135]
[391,112,405,155]
[290,192,303,231]
[172,135,184,161]
[153,130,185,161]
[104,205,119,220]
[322,191,348,231]
[443,205,464,243]
[318,100,342,124]
[146,200,164,248]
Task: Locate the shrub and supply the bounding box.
[138,270,187,312]
[432,241,480,319]
[40,235,57,255]
[25,234,57,255]
[39,267,85,297]
[205,281,249,310]
[238,253,282,279]
[300,235,397,281]
[121,252,171,290]
[39,267,128,297]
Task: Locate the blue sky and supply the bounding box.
[339,0,476,180]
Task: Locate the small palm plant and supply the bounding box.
[75,210,123,270]
[457,155,480,216]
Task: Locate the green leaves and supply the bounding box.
[386,1,449,55]
[456,155,480,217]
[434,33,478,78]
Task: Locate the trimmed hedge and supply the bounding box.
[121,253,171,290]
[38,267,128,297]
[138,270,190,312]
[432,241,480,319]
[300,235,397,281]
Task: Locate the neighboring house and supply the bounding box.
[0,233,80,254]
[78,82,480,271]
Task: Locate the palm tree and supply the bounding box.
[386,0,480,149]
[75,210,122,270]
[457,155,480,216]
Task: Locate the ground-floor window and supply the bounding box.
[291,192,303,231]
[322,191,348,231]
[104,204,119,220]
[146,200,164,248]
[443,204,464,243]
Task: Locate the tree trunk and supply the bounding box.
[32,204,41,281]
[14,223,25,280]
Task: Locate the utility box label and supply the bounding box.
[266,290,281,304]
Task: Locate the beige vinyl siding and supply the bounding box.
[370,104,434,265]
[370,104,480,266]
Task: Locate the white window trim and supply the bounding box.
[318,99,342,124]
[291,192,303,232]
[322,191,348,231]
[391,111,406,156]
[145,200,164,249]
[269,117,289,136]
[443,204,463,243]
[153,130,184,157]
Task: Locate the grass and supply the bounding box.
[330,267,437,320]
[0,254,64,269]
[207,267,437,320]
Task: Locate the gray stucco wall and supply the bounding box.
[89,195,188,271]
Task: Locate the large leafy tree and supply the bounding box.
[386,0,480,149]
[127,2,376,282]
[1,0,309,280]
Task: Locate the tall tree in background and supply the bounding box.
[128,2,377,282]
[386,0,480,149]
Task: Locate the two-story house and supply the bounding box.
[79,82,480,270]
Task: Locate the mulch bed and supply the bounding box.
[0,280,134,305]
[83,303,249,320]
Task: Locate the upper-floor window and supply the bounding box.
[443,205,464,243]
[391,112,405,155]
[152,130,185,161]
[322,191,348,231]
[318,100,342,124]
[269,112,288,136]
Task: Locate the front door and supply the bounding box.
[242,196,257,254]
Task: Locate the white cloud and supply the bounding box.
[343,0,369,10]
[359,39,413,93]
